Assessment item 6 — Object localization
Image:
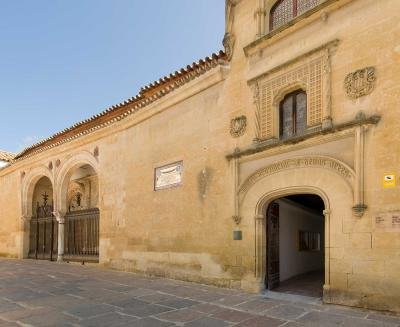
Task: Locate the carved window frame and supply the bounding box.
[267,0,325,31]
[250,41,337,142]
[279,89,307,139]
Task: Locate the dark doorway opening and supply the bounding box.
[266,194,325,298]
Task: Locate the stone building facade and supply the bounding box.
[0,0,399,313]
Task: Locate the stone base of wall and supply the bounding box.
[324,287,400,314]
[0,253,18,259]
[103,258,249,291]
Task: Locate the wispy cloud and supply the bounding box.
[17,135,43,152]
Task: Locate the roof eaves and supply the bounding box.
[14,51,227,161]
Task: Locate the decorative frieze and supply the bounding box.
[344,66,376,99]
[238,156,355,198]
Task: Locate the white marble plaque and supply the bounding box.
[154,161,183,190]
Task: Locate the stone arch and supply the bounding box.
[272,82,308,107]
[239,155,355,205]
[20,165,54,258]
[22,165,54,218]
[239,161,354,298]
[55,151,99,215]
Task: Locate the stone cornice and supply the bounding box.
[226,114,381,160]
[247,39,339,85]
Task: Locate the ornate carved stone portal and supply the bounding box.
[344,67,376,99]
[230,115,247,138]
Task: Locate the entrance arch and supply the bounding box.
[239,158,354,300]
[27,175,57,260]
[56,153,100,262]
[264,193,326,297]
[21,166,55,259]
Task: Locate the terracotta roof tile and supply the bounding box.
[0,150,15,162]
[14,51,227,161]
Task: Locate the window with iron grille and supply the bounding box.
[279,90,307,139]
[270,0,323,31]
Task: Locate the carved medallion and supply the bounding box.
[230,115,247,138]
[344,67,376,99]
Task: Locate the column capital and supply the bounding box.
[53,211,65,223]
[20,215,30,221]
[255,214,265,221]
[323,209,331,216]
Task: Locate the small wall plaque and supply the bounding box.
[233,230,242,240]
[154,161,183,191]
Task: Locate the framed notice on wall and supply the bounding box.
[154,161,183,191]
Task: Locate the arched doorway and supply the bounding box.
[28,176,57,260]
[62,164,100,263]
[265,194,325,298]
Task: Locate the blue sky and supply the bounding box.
[0,1,224,153]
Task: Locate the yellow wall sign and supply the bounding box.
[383,174,396,188]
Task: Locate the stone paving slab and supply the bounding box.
[0,258,399,326]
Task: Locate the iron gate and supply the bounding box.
[28,201,58,261]
[64,208,99,262]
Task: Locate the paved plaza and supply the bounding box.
[0,259,399,327]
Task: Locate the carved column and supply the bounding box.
[20,215,30,259]
[353,125,367,217]
[232,157,241,225]
[323,209,331,296]
[251,81,262,142]
[322,48,333,130]
[54,211,65,262]
[255,0,266,38]
[224,0,238,61]
[254,214,266,281]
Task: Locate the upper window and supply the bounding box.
[270,0,323,31]
[279,90,307,139]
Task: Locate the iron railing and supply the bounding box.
[28,216,58,261]
[64,208,99,262]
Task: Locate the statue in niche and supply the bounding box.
[68,181,86,212]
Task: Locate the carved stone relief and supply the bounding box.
[344,67,376,99]
[223,0,240,60]
[230,115,247,138]
[238,156,355,200]
[223,33,235,61]
[249,41,338,141]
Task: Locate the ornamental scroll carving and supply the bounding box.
[344,67,376,99]
[238,156,355,200]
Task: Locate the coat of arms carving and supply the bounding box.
[344,67,376,99]
[230,115,247,138]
